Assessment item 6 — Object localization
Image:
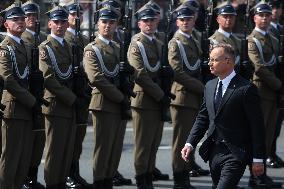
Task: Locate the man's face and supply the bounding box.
[176,17,195,33]
[97,19,117,39]
[217,14,236,31]
[254,13,272,30]
[48,20,68,37]
[208,48,231,78]
[271,7,282,22]
[25,13,38,30]
[68,12,83,28]
[138,18,158,35]
[4,17,26,36]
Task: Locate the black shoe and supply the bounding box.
[23,179,45,189]
[266,157,282,168]
[69,162,92,188]
[273,154,284,167]
[190,162,210,177]
[153,167,169,181]
[66,177,82,189]
[173,171,196,189]
[248,174,282,188]
[113,171,132,186]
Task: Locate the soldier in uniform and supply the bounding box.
[97,1,134,187]
[0,3,40,189]
[64,1,92,188]
[209,3,242,75]
[20,1,47,188]
[127,5,167,189]
[247,2,283,189]
[267,0,284,168]
[83,6,130,189]
[168,5,204,189]
[38,6,77,188]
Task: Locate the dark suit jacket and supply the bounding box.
[187,74,266,163]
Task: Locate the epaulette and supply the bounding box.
[41,40,50,45]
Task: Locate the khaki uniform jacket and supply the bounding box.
[248,29,281,101]
[84,37,124,114]
[21,30,47,46]
[168,31,204,109]
[0,36,36,120]
[64,30,88,60]
[209,30,242,57]
[0,34,5,42]
[39,35,76,118]
[127,32,164,110]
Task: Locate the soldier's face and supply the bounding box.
[271,8,282,21]
[68,12,83,28]
[254,13,272,30]
[97,19,117,39]
[176,17,195,33]
[208,48,233,79]
[217,14,236,31]
[138,18,158,35]
[25,13,38,30]
[48,20,69,37]
[4,17,26,36]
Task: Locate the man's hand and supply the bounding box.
[252,162,264,177]
[181,145,193,162]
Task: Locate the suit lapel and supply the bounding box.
[216,75,238,115]
[208,78,218,116]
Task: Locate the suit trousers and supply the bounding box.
[0,119,33,189]
[92,111,124,181]
[261,99,279,156]
[209,143,246,189]
[29,114,45,169]
[44,115,76,185]
[170,105,198,172]
[132,108,163,175]
[72,124,87,164]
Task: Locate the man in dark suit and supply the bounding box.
[181,43,266,189]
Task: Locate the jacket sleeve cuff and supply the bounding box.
[253,158,263,163]
[185,143,194,150]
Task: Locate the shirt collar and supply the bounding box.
[141,32,154,41]
[270,22,278,29]
[218,70,236,88]
[218,28,232,38]
[50,33,64,45]
[7,33,22,44]
[67,27,76,36]
[98,35,112,45]
[178,30,191,39]
[255,27,267,36]
[26,28,35,36]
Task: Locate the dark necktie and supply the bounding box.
[214,81,223,112]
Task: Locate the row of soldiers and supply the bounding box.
[0,0,283,189]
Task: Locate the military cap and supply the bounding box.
[145,1,161,14]
[174,4,195,19]
[3,3,26,20]
[136,5,158,20]
[46,6,68,20]
[99,0,122,10]
[216,2,237,15]
[66,1,83,14]
[252,1,272,14]
[98,6,121,20]
[268,0,282,8]
[22,0,39,14]
[182,0,200,12]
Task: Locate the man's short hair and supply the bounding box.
[210,43,236,61]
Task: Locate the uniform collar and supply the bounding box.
[50,33,64,45]
[178,29,191,39]
[255,27,267,36]
[98,35,112,45]
[270,22,278,30]
[141,32,155,41]
[7,33,22,44]
[67,27,76,36]
[26,28,35,36]
[218,28,232,38]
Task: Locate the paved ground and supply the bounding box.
[37,120,284,188]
